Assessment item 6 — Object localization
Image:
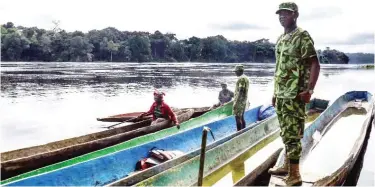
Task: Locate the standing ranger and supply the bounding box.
[268,2,321,186]
[233,65,250,131]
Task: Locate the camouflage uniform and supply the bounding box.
[274,17,317,160]
[233,65,250,117]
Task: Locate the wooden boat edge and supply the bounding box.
[313,98,374,186]
[134,113,280,186]
[0,103,233,185]
[0,109,195,181]
[106,106,269,186]
[199,98,329,186]
[107,98,328,186]
[268,91,374,187]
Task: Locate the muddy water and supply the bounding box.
[1,62,374,184]
[1,62,374,153]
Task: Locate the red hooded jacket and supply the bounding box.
[143,101,178,124]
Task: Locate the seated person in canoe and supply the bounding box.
[139,90,180,128]
[210,82,234,109]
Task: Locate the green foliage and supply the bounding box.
[2,32,30,61]
[318,49,350,64]
[128,35,152,62]
[1,22,371,63]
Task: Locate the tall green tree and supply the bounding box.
[128,35,151,62]
[107,40,120,62]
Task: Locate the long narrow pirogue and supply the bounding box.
[96,107,210,122]
[1,102,267,186]
[97,112,151,122]
[1,108,194,179]
[1,119,152,162]
[2,107,210,169]
[0,102,234,185]
[131,98,328,186]
[268,91,374,187]
[1,107,211,166]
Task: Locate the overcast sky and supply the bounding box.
[1,0,374,53]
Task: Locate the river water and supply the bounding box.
[0,62,374,184]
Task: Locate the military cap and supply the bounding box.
[233,65,244,72]
[276,2,298,14]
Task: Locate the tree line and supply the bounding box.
[2,21,369,64]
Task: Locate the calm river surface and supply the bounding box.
[0,62,374,184]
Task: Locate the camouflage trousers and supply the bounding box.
[233,99,247,117]
[275,98,306,161]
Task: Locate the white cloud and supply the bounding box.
[1,0,374,53]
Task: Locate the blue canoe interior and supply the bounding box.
[5,104,275,186]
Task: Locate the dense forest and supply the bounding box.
[1,22,373,64]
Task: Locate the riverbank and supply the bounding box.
[358,64,374,69]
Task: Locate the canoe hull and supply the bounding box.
[97,112,150,122]
[134,98,328,186]
[97,107,211,122]
[268,91,374,187]
[1,119,152,161]
[1,102,234,186]
[109,98,328,186]
[314,101,374,186]
[3,102,259,186]
[1,109,194,180]
[135,113,282,186]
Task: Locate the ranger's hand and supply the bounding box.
[298,91,312,103]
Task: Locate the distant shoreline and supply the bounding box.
[1,61,373,65]
[2,22,374,64]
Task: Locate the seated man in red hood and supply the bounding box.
[139,90,180,128]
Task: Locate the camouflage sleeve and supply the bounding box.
[300,31,317,60]
[238,78,246,89]
[273,34,283,96]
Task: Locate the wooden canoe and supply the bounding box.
[1,107,195,164]
[131,98,328,186]
[1,107,209,179]
[268,91,374,187]
[1,102,234,186]
[96,107,211,122]
[1,119,151,163]
[355,113,374,186]
[0,109,193,180]
[1,102,256,186]
[185,107,211,118]
[97,112,151,122]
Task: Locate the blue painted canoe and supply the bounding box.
[4,104,275,186]
[269,91,374,186]
[108,98,328,186]
[131,98,328,186]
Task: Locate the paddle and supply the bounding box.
[101,116,141,129]
[197,126,209,186]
